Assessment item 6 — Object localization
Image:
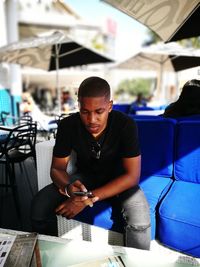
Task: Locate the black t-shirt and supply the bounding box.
[53,110,140,188]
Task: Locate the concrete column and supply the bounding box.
[0,0,7,47]
[6,0,22,115]
[0,0,9,89]
[6,0,22,97]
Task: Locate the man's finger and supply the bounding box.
[55,203,66,213]
[73,180,87,192]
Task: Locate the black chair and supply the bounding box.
[0,122,37,219]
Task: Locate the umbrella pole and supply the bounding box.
[155,62,164,104]
[160,62,164,102]
[55,44,61,114]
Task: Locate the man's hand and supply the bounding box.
[56,179,99,218]
[55,196,98,219]
[59,179,88,197]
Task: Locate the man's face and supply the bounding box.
[79,96,112,137]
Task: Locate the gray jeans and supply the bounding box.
[31,176,151,250]
[118,185,151,249]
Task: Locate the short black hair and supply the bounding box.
[78,76,110,100]
[163,79,200,118]
[179,79,200,103]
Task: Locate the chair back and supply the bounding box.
[0,123,37,162]
[178,115,200,121]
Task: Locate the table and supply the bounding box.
[0,228,199,267]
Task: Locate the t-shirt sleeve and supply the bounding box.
[120,118,141,158]
[53,118,72,157]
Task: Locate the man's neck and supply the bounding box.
[92,129,106,140]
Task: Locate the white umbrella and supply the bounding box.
[0,31,114,112]
[116,42,200,100]
[102,0,200,42]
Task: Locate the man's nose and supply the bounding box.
[88,113,96,123]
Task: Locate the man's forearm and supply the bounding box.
[50,167,70,189]
[92,173,139,201]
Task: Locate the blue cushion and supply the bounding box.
[140,175,173,239]
[158,180,200,257]
[74,201,123,233]
[175,121,200,183]
[133,118,176,177]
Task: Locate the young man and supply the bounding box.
[31,76,151,250]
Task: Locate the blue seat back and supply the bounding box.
[112,104,130,114]
[175,114,200,121]
[129,106,154,115]
[133,118,176,178]
[129,114,162,120]
[174,121,200,183]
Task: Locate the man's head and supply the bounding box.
[78,76,111,100]
[78,76,113,137]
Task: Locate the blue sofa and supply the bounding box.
[58,114,200,257]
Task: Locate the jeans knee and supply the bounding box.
[126,223,151,232]
[125,224,151,250]
[122,204,150,228]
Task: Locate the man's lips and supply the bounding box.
[86,124,99,131]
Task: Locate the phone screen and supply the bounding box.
[73,191,94,198]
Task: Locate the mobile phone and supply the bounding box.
[73,191,94,198]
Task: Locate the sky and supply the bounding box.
[65,0,148,61]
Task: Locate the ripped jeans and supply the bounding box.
[31,183,151,250]
[117,185,151,249]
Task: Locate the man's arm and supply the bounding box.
[51,156,98,218]
[51,156,89,193]
[50,156,71,190]
[92,155,141,201]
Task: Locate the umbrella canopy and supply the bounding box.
[116,42,200,101]
[0,31,114,112]
[0,31,113,70]
[117,42,200,72]
[102,0,200,42]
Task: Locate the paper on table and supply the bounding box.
[0,236,16,267]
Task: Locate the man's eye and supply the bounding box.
[96,110,104,114]
[81,110,88,114]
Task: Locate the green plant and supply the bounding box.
[115,78,154,98]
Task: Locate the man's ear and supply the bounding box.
[109,100,113,112]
